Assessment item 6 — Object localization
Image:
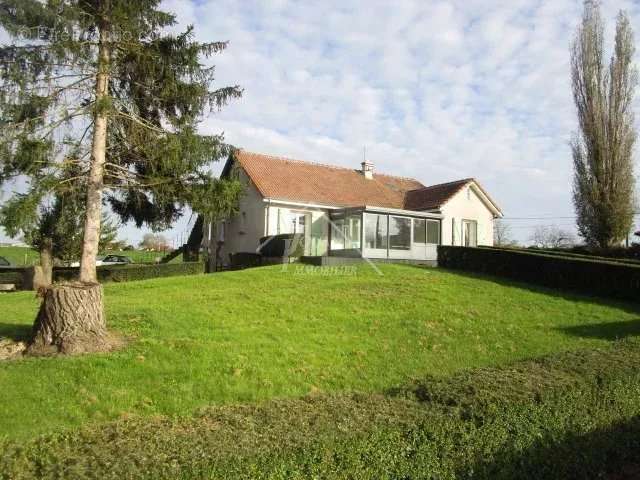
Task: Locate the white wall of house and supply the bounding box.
[216,169,267,262]
[439,184,496,247]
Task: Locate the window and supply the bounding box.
[389,216,411,250]
[294,214,305,234]
[364,213,388,249]
[451,218,456,245]
[279,210,307,235]
[463,220,478,247]
[413,219,427,243]
[427,220,440,244]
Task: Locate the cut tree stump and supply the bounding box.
[27,282,114,356]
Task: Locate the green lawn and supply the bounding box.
[0,246,180,265]
[0,264,639,442]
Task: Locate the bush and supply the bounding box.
[229,252,263,270]
[519,245,640,265]
[2,341,640,479]
[438,246,640,301]
[569,243,640,261]
[0,270,24,288]
[53,262,204,283]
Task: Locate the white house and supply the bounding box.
[203,150,503,265]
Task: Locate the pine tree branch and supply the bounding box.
[113,109,166,134]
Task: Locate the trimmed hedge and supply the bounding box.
[2,341,640,479]
[53,261,204,284]
[568,244,640,261]
[492,245,640,266]
[0,268,26,289]
[439,245,640,301]
[258,234,305,258]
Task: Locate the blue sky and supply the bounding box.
[2,0,640,245]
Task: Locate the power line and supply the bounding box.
[502,212,640,221]
[507,224,578,230]
[502,216,576,220]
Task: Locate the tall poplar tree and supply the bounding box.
[0,0,242,354]
[571,0,637,248]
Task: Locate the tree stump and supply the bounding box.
[27,282,112,355]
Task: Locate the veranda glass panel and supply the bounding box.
[331,218,345,250]
[364,214,388,249]
[347,214,361,249]
[413,218,427,243]
[389,216,411,250]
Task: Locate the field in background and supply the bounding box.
[1,264,638,441]
[0,247,40,266]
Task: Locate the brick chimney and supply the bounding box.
[361,161,374,180]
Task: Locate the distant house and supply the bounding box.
[202,150,503,265]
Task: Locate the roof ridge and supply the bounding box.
[408,177,474,192]
[237,149,422,184]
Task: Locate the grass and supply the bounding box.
[3,343,640,479]
[0,246,181,265]
[0,263,639,442]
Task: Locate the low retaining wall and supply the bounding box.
[300,256,437,267]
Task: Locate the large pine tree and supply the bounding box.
[0,0,243,354]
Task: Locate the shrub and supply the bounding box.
[2,341,640,479]
[518,245,640,265]
[0,270,23,288]
[229,252,263,270]
[569,244,640,261]
[438,245,640,301]
[258,234,305,258]
[53,262,204,284]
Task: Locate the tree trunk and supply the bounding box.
[39,237,53,286]
[27,283,113,355]
[79,24,110,284]
[30,19,112,356]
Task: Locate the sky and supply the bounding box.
[2,0,640,246]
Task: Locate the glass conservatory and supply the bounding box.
[328,207,442,261]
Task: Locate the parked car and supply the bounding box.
[100,255,133,266]
[70,255,133,267]
[0,256,12,268]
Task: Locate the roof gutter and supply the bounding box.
[362,205,443,219]
[262,198,343,210]
[468,182,503,217]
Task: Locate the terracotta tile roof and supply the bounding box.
[234,150,425,209]
[403,178,473,211]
